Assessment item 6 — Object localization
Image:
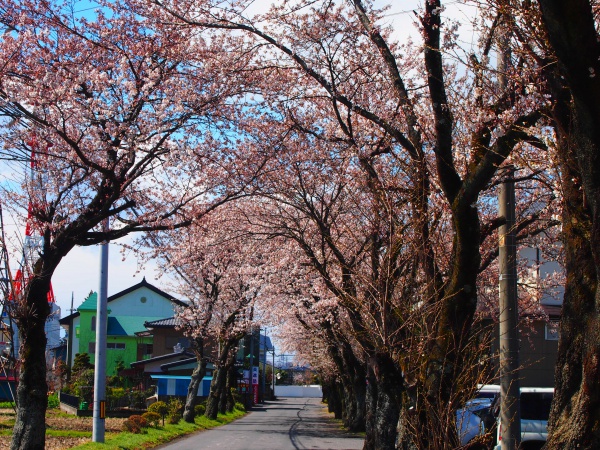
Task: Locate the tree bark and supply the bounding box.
[537,1,600,448]
[362,354,402,450]
[11,274,51,450]
[205,339,236,420]
[182,338,207,423]
[225,364,237,412]
[205,365,226,420]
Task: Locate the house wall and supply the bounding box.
[489,320,558,388]
[107,286,176,317]
[151,328,188,357]
[70,315,80,367]
[519,321,559,387]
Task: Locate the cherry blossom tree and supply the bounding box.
[497,0,600,447]
[259,242,369,431]
[137,1,563,447]
[470,1,600,446]
[537,2,600,446]
[0,1,269,448]
[146,204,273,420]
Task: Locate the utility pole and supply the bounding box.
[93,220,108,442]
[248,328,254,407]
[272,346,276,400]
[499,165,521,450]
[261,328,267,403]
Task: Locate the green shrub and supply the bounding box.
[148,400,168,415]
[168,413,182,424]
[167,397,184,416]
[166,397,184,424]
[47,392,59,409]
[141,411,161,428]
[148,400,168,425]
[234,402,246,412]
[194,404,206,416]
[231,387,242,405]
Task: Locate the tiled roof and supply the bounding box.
[144,317,180,328]
[541,304,562,318]
[130,351,195,367]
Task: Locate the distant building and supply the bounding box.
[59,277,186,376]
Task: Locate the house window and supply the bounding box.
[91,316,96,332]
[88,342,95,354]
[107,343,126,350]
[545,321,560,341]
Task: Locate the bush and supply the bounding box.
[167,397,184,416]
[130,414,148,428]
[166,397,184,424]
[168,413,182,424]
[148,400,168,425]
[231,387,242,405]
[47,392,59,409]
[123,415,147,434]
[148,400,168,415]
[194,404,206,416]
[141,411,161,428]
[234,402,246,412]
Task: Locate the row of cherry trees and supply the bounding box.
[138,1,559,449]
[0,0,597,449]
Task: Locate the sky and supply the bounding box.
[1,0,482,328]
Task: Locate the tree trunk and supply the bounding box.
[218,381,228,415]
[225,363,236,412]
[205,365,226,420]
[362,354,401,450]
[324,380,343,419]
[349,368,366,432]
[11,276,51,450]
[182,342,207,423]
[205,339,237,420]
[537,1,600,448]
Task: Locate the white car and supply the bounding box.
[494,387,554,450]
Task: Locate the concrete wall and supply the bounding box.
[274,385,322,398]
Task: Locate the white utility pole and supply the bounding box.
[93,221,108,442]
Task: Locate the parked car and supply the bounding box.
[494,387,554,450]
[457,398,494,447]
[456,385,500,447]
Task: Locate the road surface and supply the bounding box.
[156,397,364,450]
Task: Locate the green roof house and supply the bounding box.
[59,277,186,376]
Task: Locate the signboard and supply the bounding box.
[252,366,259,403]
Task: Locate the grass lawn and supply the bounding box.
[0,406,246,450]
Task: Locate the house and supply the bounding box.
[59,277,186,376]
[130,317,216,391]
[486,303,560,388]
[484,246,563,388]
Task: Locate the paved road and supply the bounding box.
[156,397,364,450]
